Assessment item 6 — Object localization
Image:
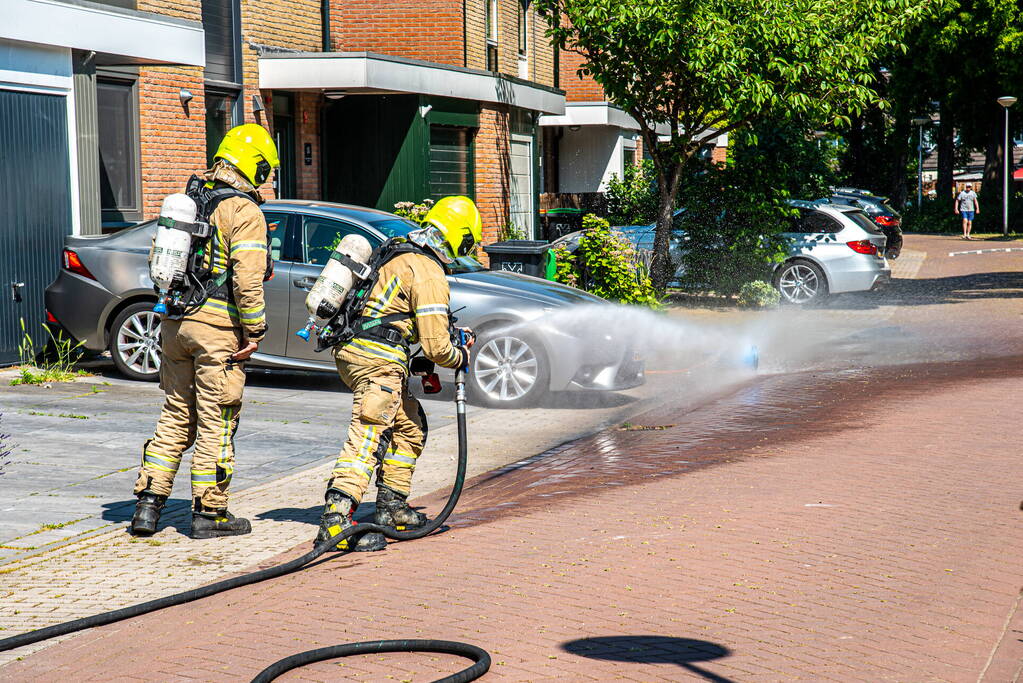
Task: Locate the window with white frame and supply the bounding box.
[486,0,499,71]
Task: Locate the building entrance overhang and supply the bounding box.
[3,0,204,66]
[259,51,566,115]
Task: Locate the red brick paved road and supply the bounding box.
[6,354,1023,682]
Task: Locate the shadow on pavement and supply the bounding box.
[825,271,1023,310]
[256,500,426,525]
[101,497,194,536]
[243,369,346,393]
[562,636,733,682]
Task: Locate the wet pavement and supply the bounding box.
[440,354,1023,529]
[3,233,1023,680]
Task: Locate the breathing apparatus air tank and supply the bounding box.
[295,233,373,341]
[150,194,202,315]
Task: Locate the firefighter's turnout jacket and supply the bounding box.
[134,167,269,510]
[328,250,467,503]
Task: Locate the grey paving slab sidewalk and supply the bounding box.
[0,361,663,563]
[0,366,667,667]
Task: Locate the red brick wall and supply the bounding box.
[295,92,321,199]
[137,0,205,219]
[558,46,606,102]
[242,0,323,202]
[133,0,326,217]
[330,0,465,66]
[711,144,728,165]
[475,104,511,247]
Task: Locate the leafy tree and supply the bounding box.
[537,0,932,290]
[838,1,1023,210]
[673,118,839,294]
[605,160,659,226]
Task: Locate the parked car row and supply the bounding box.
[45,201,644,407]
[44,188,899,391]
[596,194,892,306]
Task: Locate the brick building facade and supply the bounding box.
[106,0,566,243]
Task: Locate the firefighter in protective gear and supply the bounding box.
[316,196,483,551]
[131,123,279,539]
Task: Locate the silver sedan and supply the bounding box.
[45,201,644,408]
[613,203,890,305]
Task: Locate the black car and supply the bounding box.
[824,187,903,259]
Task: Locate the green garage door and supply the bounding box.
[0,89,72,365]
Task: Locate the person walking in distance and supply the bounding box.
[955,183,980,239]
[315,197,482,552]
[130,124,279,539]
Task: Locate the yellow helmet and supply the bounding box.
[422,196,483,259]
[213,124,280,187]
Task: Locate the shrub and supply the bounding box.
[393,199,435,225]
[737,280,780,309]
[606,160,659,226]
[500,222,528,241]
[553,214,660,307]
[9,318,87,386]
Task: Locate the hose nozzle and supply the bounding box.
[743,345,759,371]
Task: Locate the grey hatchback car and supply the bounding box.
[45,201,644,407]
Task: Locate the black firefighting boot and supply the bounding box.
[355,485,429,552]
[190,499,252,539]
[314,489,364,551]
[130,491,167,536]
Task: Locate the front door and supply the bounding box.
[272,92,296,199]
[285,214,382,362]
[509,133,535,238]
[0,89,72,365]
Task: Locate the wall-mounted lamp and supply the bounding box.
[419,104,434,119]
[568,125,581,132]
[179,88,193,116]
[324,91,347,100]
[252,94,265,113]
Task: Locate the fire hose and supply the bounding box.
[0,365,489,682]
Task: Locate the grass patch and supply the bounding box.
[38,517,88,532]
[9,318,90,386]
[26,411,88,420]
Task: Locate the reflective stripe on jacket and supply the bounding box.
[185,196,268,341]
[339,251,464,371]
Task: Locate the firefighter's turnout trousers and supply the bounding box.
[326,250,466,505]
[327,355,425,504]
[133,319,246,509]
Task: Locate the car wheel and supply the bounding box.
[775,260,829,305]
[109,302,162,381]
[468,329,549,408]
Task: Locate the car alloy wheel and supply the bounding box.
[115,308,162,379]
[472,334,541,405]
[777,261,826,305]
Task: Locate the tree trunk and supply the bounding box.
[983,107,1003,205]
[888,118,911,210]
[650,162,683,292]
[936,107,955,201]
[844,115,865,187]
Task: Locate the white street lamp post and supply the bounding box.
[997,96,1017,236]
[911,117,930,209]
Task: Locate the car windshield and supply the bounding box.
[844,210,883,235]
[369,217,485,274]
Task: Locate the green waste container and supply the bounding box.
[542,207,583,241]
